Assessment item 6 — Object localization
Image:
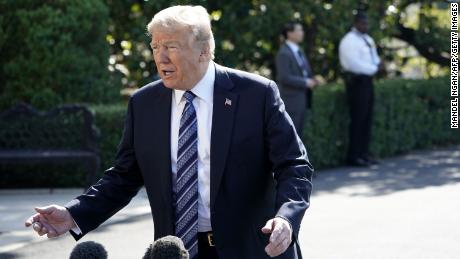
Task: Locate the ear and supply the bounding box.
[199,44,211,62]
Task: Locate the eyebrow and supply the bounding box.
[151,40,181,45]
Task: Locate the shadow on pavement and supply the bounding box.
[0,252,19,259]
[314,146,460,196]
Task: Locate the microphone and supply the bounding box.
[143,235,189,259]
[69,241,108,259]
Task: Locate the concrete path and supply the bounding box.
[0,188,151,257]
[1,146,459,259]
[300,146,460,259]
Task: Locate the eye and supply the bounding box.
[166,45,178,51]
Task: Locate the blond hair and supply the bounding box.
[147,5,215,59]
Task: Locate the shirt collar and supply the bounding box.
[285,40,300,53]
[173,62,215,105]
[352,27,367,37]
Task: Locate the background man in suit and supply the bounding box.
[276,21,318,137]
[339,13,384,167]
[25,5,313,259]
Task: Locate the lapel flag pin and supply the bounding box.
[225,98,232,106]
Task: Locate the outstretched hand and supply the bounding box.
[261,217,293,257]
[25,205,76,238]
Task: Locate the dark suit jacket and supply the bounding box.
[66,63,313,259]
[275,43,313,110]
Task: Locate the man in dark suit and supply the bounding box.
[25,5,313,259]
[276,21,318,136]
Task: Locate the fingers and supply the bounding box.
[33,220,58,238]
[25,210,60,238]
[46,229,58,238]
[37,226,48,236]
[32,222,42,232]
[25,213,43,227]
[265,236,290,257]
[34,205,56,214]
[265,224,286,256]
[264,219,292,257]
[269,222,285,246]
[25,214,39,227]
[37,225,56,238]
[30,219,47,236]
[261,219,274,234]
[29,221,46,236]
[25,220,32,227]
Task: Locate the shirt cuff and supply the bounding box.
[70,218,82,235]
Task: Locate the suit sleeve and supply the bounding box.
[276,51,308,90]
[66,97,144,240]
[264,80,313,238]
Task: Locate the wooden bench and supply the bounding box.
[0,103,100,188]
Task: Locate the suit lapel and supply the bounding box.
[210,64,238,208]
[152,85,174,212]
[284,44,306,76]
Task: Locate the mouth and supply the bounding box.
[161,69,175,78]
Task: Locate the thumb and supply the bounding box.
[35,205,56,215]
[261,219,274,234]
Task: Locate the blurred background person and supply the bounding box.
[276,21,319,136]
[339,12,384,167]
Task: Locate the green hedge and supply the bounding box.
[1,77,457,187]
[304,76,458,168]
[93,76,458,175]
[91,104,127,177]
[0,0,120,110]
[0,104,127,188]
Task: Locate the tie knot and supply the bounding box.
[183,91,196,103]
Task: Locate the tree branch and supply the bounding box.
[393,23,450,66]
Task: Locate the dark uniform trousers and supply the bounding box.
[344,73,374,160]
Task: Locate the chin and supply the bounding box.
[160,79,175,89]
[163,83,177,89]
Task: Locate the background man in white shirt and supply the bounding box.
[339,12,384,167]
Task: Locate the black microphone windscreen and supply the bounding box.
[69,241,108,259]
[143,235,189,259]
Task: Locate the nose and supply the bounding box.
[157,47,170,64]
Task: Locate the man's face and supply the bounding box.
[151,26,204,90]
[288,24,304,43]
[355,19,369,34]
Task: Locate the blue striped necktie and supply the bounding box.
[175,91,199,258]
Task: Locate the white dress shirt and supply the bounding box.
[339,27,380,76]
[171,62,214,232]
